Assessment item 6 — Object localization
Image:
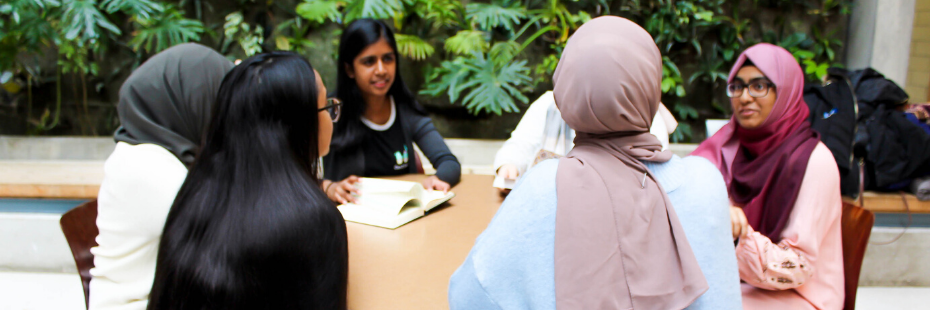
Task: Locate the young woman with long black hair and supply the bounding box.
[147,52,348,310]
[322,18,461,204]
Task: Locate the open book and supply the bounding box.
[337,178,455,229]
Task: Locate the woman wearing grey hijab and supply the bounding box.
[449,16,740,310]
[89,43,233,310]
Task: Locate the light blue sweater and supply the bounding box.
[448,155,742,310]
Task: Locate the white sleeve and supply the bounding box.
[650,112,669,151]
[493,92,554,175]
[90,143,188,310]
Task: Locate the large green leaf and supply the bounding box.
[296,0,341,24]
[465,2,525,31]
[61,0,121,40]
[488,41,519,65]
[224,11,244,39]
[394,33,434,61]
[421,59,470,106]
[420,52,531,115]
[100,0,162,19]
[345,0,403,23]
[444,30,487,56]
[129,5,203,53]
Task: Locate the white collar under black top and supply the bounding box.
[360,97,396,131]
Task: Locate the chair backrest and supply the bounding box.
[841,202,874,310]
[60,199,99,309]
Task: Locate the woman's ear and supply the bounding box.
[345,63,355,79]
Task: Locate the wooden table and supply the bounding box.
[346,174,502,310]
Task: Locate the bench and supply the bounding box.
[844,192,930,214]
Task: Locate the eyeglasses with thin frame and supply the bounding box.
[319,97,342,122]
[726,79,776,98]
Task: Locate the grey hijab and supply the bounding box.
[113,43,233,166]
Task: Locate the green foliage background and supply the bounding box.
[0,0,851,141]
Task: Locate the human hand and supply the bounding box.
[495,164,520,196]
[325,176,361,204]
[730,206,750,240]
[423,175,451,193]
[497,164,520,180]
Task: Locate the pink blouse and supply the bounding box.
[736,143,845,310]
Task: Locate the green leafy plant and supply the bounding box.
[0,0,202,134]
[345,0,403,23]
[444,30,488,55]
[130,5,203,54]
[466,2,525,31]
[0,0,854,139]
[101,0,162,18]
[416,0,591,114]
[296,0,342,24]
[394,33,435,61]
[223,11,264,57]
[420,52,531,115]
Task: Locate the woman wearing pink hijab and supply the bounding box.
[450,16,742,310]
[692,43,845,309]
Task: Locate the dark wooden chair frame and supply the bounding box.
[841,202,874,310]
[59,199,99,309]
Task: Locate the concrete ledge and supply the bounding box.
[0,135,700,162]
[0,161,104,199]
[0,136,114,160]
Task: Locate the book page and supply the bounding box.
[336,177,451,229]
[352,194,418,216]
[355,178,419,194]
[492,176,516,189]
[338,203,424,229]
[349,178,422,215]
[422,190,455,211]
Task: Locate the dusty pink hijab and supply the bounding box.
[553,16,707,310]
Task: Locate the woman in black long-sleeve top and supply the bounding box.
[322,18,461,204]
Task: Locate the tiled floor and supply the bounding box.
[1,271,928,310]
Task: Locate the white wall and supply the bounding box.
[847,0,916,87]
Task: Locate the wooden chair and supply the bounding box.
[60,199,99,309]
[841,202,874,310]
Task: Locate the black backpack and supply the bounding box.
[803,69,860,197]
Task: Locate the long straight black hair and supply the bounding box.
[331,18,423,151]
[148,52,348,310]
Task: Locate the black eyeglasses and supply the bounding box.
[727,79,776,98]
[319,98,342,122]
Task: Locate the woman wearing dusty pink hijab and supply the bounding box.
[450,16,742,310]
[692,43,845,309]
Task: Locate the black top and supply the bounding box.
[323,102,461,185]
[362,116,410,177]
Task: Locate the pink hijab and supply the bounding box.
[553,16,707,310]
[692,43,820,240]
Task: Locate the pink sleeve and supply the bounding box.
[736,144,843,290]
